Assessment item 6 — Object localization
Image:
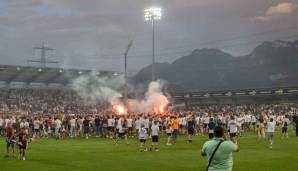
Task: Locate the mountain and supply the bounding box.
[134,40,298,91]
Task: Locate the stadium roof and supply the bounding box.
[0,64,117,85]
[171,86,298,100]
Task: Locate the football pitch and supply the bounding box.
[1,129,297,171]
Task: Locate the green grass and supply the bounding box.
[1,128,298,171]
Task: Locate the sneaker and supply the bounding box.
[144,148,148,152]
[22,157,25,161]
[166,143,172,146]
[155,149,159,152]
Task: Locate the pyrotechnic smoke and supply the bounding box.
[127,80,169,114]
[72,72,169,114]
[72,71,125,105]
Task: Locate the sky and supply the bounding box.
[0,0,298,75]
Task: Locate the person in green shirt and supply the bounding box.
[201,126,239,171]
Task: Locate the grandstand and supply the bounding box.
[171,86,298,107]
[1,64,298,108]
[0,64,118,88]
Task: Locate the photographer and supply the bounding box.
[201,126,239,171]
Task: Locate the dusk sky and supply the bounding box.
[0,0,298,75]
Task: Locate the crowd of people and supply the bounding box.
[0,88,102,115]
[1,88,298,170]
[1,106,298,160]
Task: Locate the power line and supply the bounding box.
[75,25,298,60]
[28,42,59,68]
[77,33,298,61]
[82,24,298,59]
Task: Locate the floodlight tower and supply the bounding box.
[124,40,133,100]
[144,7,162,81]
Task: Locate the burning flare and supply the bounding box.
[113,105,126,115]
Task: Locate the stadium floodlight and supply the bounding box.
[144,7,162,81]
[59,69,63,73]
[144,7,162,21]
[38,68,42,72]
[16,67,21,71]
[78,71,82,75]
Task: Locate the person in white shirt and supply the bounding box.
[165,124,172,146]
[236,116,244,137]
[251,115,257,131]
[20,119,29,130]
[228,116,240,143]
[179,116,187,134]
[143,117,150,133]
[267,118,276,149]
[107,116,115,138]
[139,125,148,152]
[4,118,10,128]
[114,117,128,145]
[150,121,160,152]
[0,117,4,136]
[195,115,201,135]
[54,118,62,140]
[135,117,141,137]
[69,117,76,138]
[203,115,209,134]
[126,117,133,137]
[116,118,123,131]
[33,118,40,138]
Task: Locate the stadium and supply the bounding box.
[1,1,298,171]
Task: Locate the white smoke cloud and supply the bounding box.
[72,71,125,105]
[72,73,169,114]
[127,80,169,114]
[254,2,298,22]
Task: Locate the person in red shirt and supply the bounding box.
[17,128,29,160]
[6,123,16,157]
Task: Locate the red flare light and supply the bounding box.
[159,105,164,114]
[113,105,126,115]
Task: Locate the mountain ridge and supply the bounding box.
[134,40,298,91]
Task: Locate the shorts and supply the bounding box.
[171,130,178,139]
[118,132,125,138]
[152,136,159,142]
[282,127,288,133]
[203,124,208,129]
[166,133,171,136]
[55,128,60,135]
[108,127,114,131]
[34,129,40,133]
[229,132,238,138]
[6,139,16,148]
[180,125,185,129]
[139,139,146,143]
[268,132,274,140]
[188,128,195,135]
[84,126,89,134]
[208,133,214,139]
[18,141,27,150]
